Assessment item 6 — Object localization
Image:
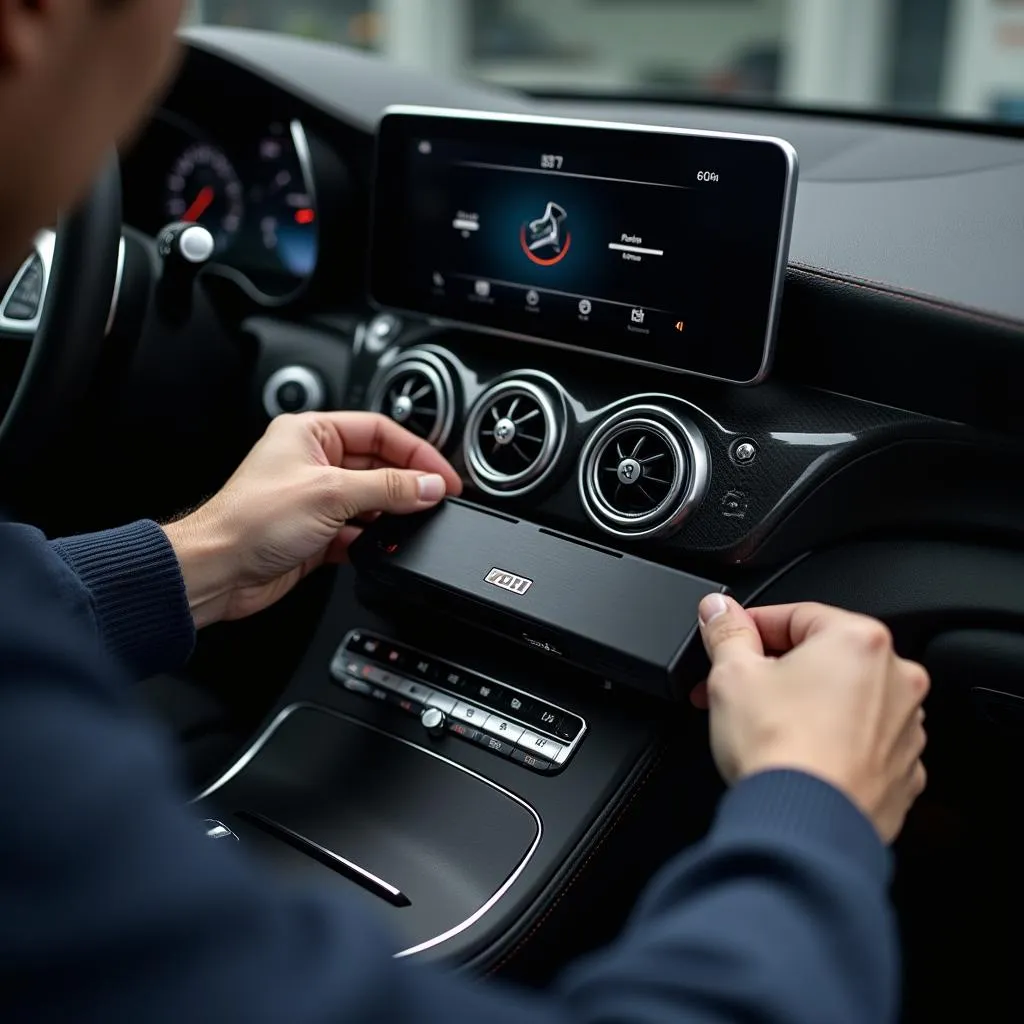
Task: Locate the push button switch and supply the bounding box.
[516,729,565,762]
[474,733,515,758]
[451,702,487,728]
[482,714,525,746]
[511,749,555,773]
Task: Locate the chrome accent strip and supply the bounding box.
[0,230,55,334]
[195,701,545,959]
[464,377,563,498]
[104,237,126,336]
[236,810,410,907]
[1,230,126,339]
[375,105,799,387]
[333,628,588,764]
[367,348,456,449]
[579,404,710,541]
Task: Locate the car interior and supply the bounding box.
[1,20,1022,1023]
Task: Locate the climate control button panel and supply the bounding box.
[331,630,586,773]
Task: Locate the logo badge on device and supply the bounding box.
[484,568,534,596]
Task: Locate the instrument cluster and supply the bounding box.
[122,111,320,303]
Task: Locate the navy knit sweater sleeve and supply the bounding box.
[0,519,900,1024]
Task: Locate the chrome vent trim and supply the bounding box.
[368,349,456,449]
[464,378,563,498]
[579,404,709,540]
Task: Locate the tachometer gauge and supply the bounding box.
[165,144,244,253]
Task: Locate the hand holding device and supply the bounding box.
[162,412,462,627]
[696,595,929,843]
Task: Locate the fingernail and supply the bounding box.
[699,593,728,627]
[417,474,446,503]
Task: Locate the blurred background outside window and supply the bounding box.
[186,0,1024,125]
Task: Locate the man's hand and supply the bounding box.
[162,412,462,627]
[694,595,929,844]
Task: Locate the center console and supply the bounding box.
[193,107,799,975]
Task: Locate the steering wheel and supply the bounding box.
[0,155,124,470]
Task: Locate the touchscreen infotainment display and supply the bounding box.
[369,107,797,385]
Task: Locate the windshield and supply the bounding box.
[189,1,1024,126]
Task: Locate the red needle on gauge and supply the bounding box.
[183,185,215,222]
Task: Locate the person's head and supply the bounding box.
[0,0,185,272]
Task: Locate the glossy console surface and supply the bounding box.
[199,704,540,956]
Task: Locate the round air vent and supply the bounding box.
[464,378,563,497]
[579,405,709,540]
[368,349,456,449]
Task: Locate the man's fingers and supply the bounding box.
[331,466,450,519]
[313,412,463,495]
[747,603,879,654]
[698,594,765,664]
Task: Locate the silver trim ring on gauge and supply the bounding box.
[464,378,562,498]
[194,701,543,960]
[579,404,710,540]
[368,349,456,449]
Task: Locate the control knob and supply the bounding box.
[420,706,447,738]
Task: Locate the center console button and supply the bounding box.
[498,690,536,719]
[426,692,458,715]
[447,720,481,743]
[555,714,584,742]
[331,654,364,681]
[481,714,525,745]
[342,677,373,696]
[533,706,565,735]
[393,678,433,704]
[440,669,469,693]
[450,701,487,727]
[412,657,440,683]
[474,733,515,758]
[466,678,506,707]
[516,729,566,762]
[511,749,556,773]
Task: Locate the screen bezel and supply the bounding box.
[368,105,799,386]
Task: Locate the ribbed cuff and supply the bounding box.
[53,520,196,680]
[713,770,892,886]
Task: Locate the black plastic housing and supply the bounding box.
[348,500,725,700]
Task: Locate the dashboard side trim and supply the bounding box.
[194,701,545,960]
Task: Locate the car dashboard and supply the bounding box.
[96,26,1024,1020]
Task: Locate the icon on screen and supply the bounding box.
[578,298,593,316]
[475,280,491,298]
[432,272,445,288]
[631,308,646,325]
[526,289,540,307]
[521,201,571,266]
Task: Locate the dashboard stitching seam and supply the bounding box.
[484,745,667,976]
[788,261,1024,333]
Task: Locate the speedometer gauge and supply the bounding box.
[165,144,244,253]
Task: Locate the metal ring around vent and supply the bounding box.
[464,379,562,498]
[579,405,709,540]
[368,349,456,449]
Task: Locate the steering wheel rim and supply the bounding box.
[0,154,124,470]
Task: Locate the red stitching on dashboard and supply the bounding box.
[787,262,1024,333]
[485,747,667,977]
